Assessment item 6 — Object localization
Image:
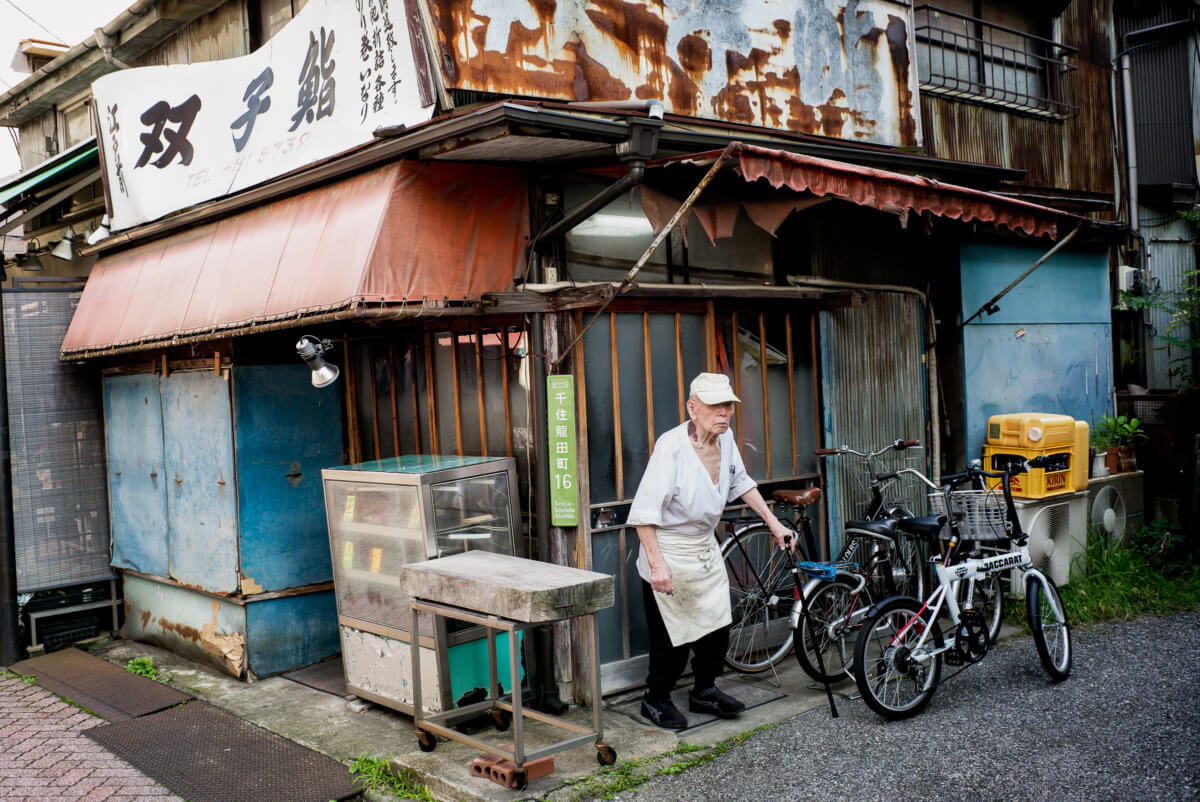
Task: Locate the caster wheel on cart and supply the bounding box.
[511,769,527,791]
[596,743,617,766]
[490,708,512,731]
[415,730,437,753]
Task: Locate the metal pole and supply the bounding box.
[0,283,22,665]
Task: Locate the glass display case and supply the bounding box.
[321,455,521,716]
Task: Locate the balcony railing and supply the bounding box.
[914,5,1078,117]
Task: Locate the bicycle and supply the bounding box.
[722,485,856,673]
[792,441,938,683]
[852,456,1073,720]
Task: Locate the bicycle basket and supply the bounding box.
[928,489,1009,541]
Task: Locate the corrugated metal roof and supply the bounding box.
[61,160,530,358]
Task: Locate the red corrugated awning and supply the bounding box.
[674,143,1075,240]
[61,160,530,358]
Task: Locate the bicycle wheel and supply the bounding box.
[794,577,873,683]
[722,526,795,672]
[1026,571,1072,681]
[854,596,943,720]
[890,533,926,600]
[955,571,1004,645]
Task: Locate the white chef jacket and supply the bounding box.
[627,421,757,644]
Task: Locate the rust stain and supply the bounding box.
[676,33,710,75]
[884,16,915,147]
[158,616,202,643]
[586,0,670,98]
[140,609,151,629]
[817,88,848,139]
[563,41,631,101]
[773,19,791,41]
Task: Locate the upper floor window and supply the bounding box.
[914,3,1078,117]
[59,96,93,150]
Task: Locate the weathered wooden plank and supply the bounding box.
[396,552,614,623]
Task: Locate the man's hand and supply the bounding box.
[649,561,674,594]
[769,520,795,552]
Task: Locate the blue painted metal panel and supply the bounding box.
[103,374,168,576]
[960,244,1110,324]
[161,372,239,593]
[961,245,1114,464]
[244,589,340,677]
[232,365,345,591]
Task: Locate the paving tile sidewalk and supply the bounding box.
[0,669,182,801]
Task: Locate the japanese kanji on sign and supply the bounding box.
[91,0,434,231]
[546,375,578,528]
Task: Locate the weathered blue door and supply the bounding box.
[161,371,239,593]
[103,374,168,575]
[233,364,343,592]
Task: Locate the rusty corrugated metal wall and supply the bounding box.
[819,292,928,545]
[920,0,1115,197]
[1143,212,1197,388]
[425,0,921,148]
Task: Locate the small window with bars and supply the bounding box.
[914,3,1078,117]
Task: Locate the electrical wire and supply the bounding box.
[4,0,64,42]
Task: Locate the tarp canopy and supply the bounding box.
[61,160,529,358]
[641,143,1075,242]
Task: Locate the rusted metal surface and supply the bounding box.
[920,0,1114,197]
[425,0,920,148]
[123,573,248,678]
[61,160,529,357]
[732,142,1071,238]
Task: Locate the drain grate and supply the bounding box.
[8,647,192,721]
[86,701,361,802]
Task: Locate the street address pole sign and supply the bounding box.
[546,375,578,527]
[91,0,434,231]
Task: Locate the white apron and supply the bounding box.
[649,530,731,646]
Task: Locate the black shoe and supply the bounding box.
[689,685,746,717]
[640,695,688,730]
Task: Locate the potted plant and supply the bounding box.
[1095,414,1147,474]
[1090,425,1112,477]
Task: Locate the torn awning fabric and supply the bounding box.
[644,143,1072,241]
[732,142,1067,239]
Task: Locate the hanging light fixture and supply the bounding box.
[50,227,76,260]
[17,238,43,271]
[86,215,111,246]
[295,335,340,388]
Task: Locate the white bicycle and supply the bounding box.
[852,457,1072,720]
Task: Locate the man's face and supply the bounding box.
[688,397,736,437]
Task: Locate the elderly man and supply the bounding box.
[627,372,792,730]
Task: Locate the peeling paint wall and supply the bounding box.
[340,626,445,713]
[426,0,921,147]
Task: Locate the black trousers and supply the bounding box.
[641,580,728,699]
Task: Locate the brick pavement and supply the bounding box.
[0,669,182,802]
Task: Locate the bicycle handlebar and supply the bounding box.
[815,439,921,459]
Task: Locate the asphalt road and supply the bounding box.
[614,612,1200,802]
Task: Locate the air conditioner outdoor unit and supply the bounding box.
[1117,265,1141,293]
[1009,492,1087,595]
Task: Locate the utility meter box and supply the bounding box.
[982,413,1089,499]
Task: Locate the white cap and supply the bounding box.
[689,372,740,405]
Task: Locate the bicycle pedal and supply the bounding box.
[944,650,964,667]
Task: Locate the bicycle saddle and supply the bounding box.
[772,487,821,509]
[896,515,947,537]
[843,519,898,536]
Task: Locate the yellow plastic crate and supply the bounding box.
[982,414,1089,499]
